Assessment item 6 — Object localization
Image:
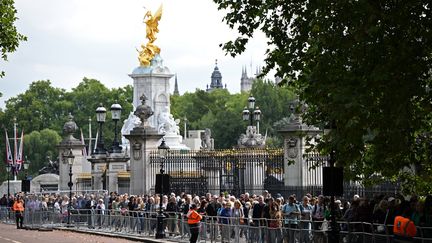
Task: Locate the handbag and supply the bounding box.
[240,218,245,224]
[320,219,329,231]
[376,209,389,233]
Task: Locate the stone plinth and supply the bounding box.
[87,155,108,191]
[278,121,320,188]
[0,180,22,196]
[31,173,60,192]
[57,138,86,191]
[124,126,163,195]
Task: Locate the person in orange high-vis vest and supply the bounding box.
[12,196,25,229]
[393,215,417,243]
[187,204,203,243]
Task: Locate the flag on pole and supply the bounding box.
[4,129,13,164]
[80,129,87,158]
[16,130,24,168]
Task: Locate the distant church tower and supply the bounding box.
[173,74,180,96]
[240,65,261,92]
[206,59,225,92]
[240,66,253,92]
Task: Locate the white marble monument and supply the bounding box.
[121,55,189,151]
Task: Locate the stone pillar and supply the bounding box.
[278,110,320,188]
[58,114,86,191]
[125,126,162,195]
[124,94,163,195]
[88,152,130,192]
[87,156,106,191]
[106,155,129,193]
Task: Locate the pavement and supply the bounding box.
[55,226,174,243]
[0,222,175,243]
[0,223,149,243]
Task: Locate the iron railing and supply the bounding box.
[1,207,431,243]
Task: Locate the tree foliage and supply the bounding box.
[24,129,62,178]
[0,78,133,181]
[4,80,69,132]
[214,0,432,193]
[0,0,27,78]
[171,81,294,148]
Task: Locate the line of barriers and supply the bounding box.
[1,207,432,243]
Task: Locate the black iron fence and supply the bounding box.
[148,148,400,199]
[149,148,284,197]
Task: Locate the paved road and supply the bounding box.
[0,223,138,243]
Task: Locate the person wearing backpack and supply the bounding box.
[393,203,417,243]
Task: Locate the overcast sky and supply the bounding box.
[0,0,271,108]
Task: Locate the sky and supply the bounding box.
[0,0,271,108]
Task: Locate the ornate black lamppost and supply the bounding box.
[242,95,261,126]
[110,103,122,153]
[65,148,75,227]
[155,139,169,239]
[21,158,31,193]
[95,104,107,154]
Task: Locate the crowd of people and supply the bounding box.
[0,190,431,242]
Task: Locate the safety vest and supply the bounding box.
[12,201,24,212]
[393,216,417,237]
[187,209,202,224]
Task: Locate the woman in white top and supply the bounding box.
[60,195,69,215]
[96,198,106,227]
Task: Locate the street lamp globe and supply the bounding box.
[158,139,170,158]
[23,160,29,171]
[248,96,256,109]
[5,164,11,173]
[66,148,75,165]
[242,107,250,121]
[95,104,107,154]
[110,103,122,121]
[253,107,261,121]
[96,105,107,123]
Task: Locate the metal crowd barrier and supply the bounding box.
[2,207,432,243]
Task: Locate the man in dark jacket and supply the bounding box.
[206,195,221,240]
[250,195,266,243]
[85,195,96,229]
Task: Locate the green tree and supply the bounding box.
[214,0,432,193]
[0,0,27,78]
[68,78,133,149]
[0,78,133,179]
[23,129,62,179]
[171,83,294,149]
[250,79,295,146]
[3,80,69,133]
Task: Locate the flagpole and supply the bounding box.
[88,117,92,156]
[13,118,17,181]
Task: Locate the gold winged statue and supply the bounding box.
[138,5,163,67]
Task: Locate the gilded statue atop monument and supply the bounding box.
[138,5,163,67]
